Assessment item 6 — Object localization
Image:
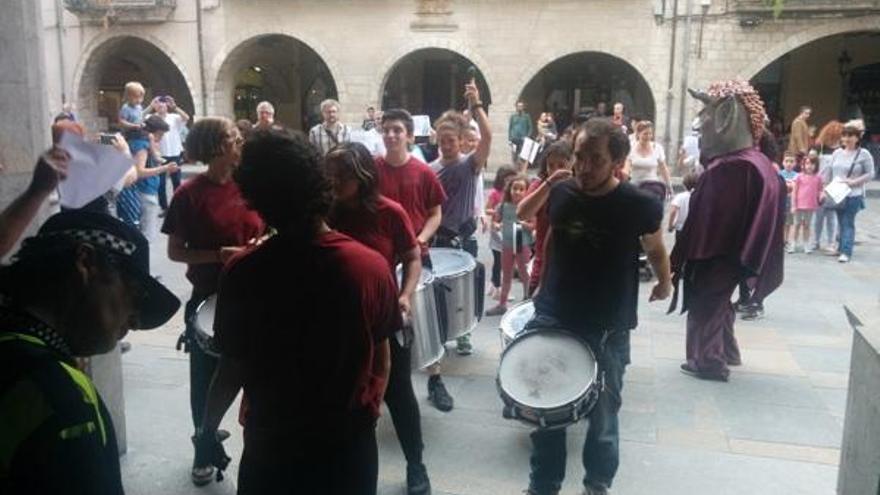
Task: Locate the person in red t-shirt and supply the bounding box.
[160,117,265,486]
[326,141,432,495]
[375,109,458,414]
[198,130,397,495]
[520,140,574,296]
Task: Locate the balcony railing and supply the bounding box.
[64,0,177,24]
[730,0,880,16]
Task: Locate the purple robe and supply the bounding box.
[669,147,785,313]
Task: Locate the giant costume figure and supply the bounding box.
[669,80,785,381]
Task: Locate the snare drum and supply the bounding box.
[398,267,444,369]
[429,248,478,341]
[194,295,220,358]
[497,328,599,429]
[499,300,534,349]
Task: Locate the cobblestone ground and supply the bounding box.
[117,198,880,494]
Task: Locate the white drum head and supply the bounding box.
[429,248,476,278]
[195,295,217,338]
[499,330,596,409]
[396,265,435,289]
[500,301,535,343]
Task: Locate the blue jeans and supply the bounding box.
[813,206,837,248]
[835,196,865,257]
[525,316,631,494]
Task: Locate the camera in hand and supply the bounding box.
[99,133,117,145]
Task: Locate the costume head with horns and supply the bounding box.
[689,80,767,163]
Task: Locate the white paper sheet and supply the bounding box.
[413,115,432,137]
[519,137,541,164]
[824,179,851,205]
[349,128,387,157]
[58,132,134,209]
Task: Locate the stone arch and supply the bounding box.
[72,32,197,132]
[510,43,664,114]
[209,30,346,127]
[737,16,880,80]
[373,40,498,112]
[514,49,660,133]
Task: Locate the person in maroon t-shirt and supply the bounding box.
[375,109,458,414]
[326,142,432,495]
[198,130,397,495]
[519,140,574,296]
[160,117,264,486]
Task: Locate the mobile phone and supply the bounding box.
[467,66,477,82]
[99,133,117,145]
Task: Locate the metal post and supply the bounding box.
[196,0,208,116]
[676,0,695,171]
[54,0,67,104]
[663,0,680,161]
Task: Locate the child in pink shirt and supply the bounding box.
[791,155,823,254]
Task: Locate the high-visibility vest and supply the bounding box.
[0,332,110,476]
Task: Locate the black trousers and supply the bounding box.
[491,249,502,288]
[237,427,378,495]
[184,295,219,431]
[384,338,424,464]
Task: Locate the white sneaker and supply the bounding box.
[838,254,850,263]
[804,246,813,254]
[786,244,795,254]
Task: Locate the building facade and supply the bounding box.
[2,0,879,198]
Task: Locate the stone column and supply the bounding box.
[0,0,53,239]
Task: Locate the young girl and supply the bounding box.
[486,174,534,315]
[485,166,518,299]
[524,140,573,296]
[791,155,823,253]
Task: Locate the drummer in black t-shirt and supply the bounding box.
[517,118,672,495]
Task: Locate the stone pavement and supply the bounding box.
[116,205,880,495]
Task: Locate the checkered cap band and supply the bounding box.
[47,229,137,256]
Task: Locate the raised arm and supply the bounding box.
[0,150,68,258]
[466,82,492,170]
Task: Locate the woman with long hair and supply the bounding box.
[813,120,843,252]
[623,120,671,204]
[325,141,433,494]
[519,140,573,296]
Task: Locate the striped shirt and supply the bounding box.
[308,123,352,156]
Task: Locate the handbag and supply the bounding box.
[823,148,861,210]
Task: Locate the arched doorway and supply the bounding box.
[518,52,656,134]
[76,36,194,133]
[750,31,880,140]
[216,34,338,130]
[381,48,492,122]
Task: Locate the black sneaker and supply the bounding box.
[428,377,454,412]
[406,462,431,495]
[733,300,749,313]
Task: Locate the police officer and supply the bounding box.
[0,211,181,494]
